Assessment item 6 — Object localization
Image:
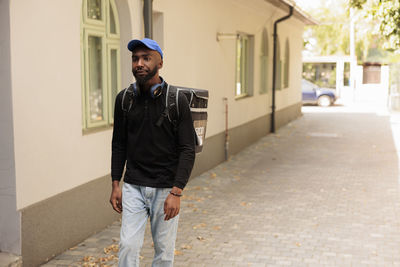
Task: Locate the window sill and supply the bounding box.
[82,124,113,135]
[235,94,251,100]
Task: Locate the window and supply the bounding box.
[260,28,269,94]
[283,38,290,88]
[275,35,282,90]
[236,33,254,97]
[81,0,121,129]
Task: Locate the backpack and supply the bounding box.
[121,83,208,153]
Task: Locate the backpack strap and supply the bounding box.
[121,84,135,129]
[122,84,135,113]
[167,85,179,124]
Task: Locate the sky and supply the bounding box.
[294,0,315,11]
[294,0,345,13]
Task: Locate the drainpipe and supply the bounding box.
[143,0,153,38]
[271,6,293,133]
[223,97,229,161]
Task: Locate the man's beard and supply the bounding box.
[133,65,158,87]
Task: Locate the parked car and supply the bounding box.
[302,79,337,107]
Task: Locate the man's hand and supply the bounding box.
[110,181,122,213]
[164,187,182,221]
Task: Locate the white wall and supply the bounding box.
[10,0,305,209]
[9,0,141,209]
[154,0,304,136]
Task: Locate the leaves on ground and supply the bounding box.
[104,244,119,254]
[210,172,217,179]
[197,236,205,241]
[174,249,184,256]
[83,256,95,262]
[193,223,207,229]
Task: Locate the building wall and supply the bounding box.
[9,0,304,213]
[6,0,305,264]
[9,0,139,211]
[0,0,21,255]
[154,0,303,138]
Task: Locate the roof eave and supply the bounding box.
[264,0,318,25]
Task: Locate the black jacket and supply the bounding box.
[111,82,195,189]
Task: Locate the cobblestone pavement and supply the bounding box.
[43,106,400,266]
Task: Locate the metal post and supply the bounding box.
[143,0,153,38]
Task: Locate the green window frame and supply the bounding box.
[260,28,269,94]
[81,0,121,130]
[283,38,290,88]
[275,35,282,90]
[236,34,250,97]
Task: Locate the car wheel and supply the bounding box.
[317,95,332,107]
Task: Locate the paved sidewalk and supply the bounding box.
[43,106,400,266]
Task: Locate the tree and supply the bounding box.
[303,0,350,56]
[350,0,400,51]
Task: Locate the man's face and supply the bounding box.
[131,47,163,84]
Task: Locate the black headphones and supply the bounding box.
[132,82,163,99]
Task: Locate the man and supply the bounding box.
[110,38,195,266]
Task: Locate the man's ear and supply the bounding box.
[158,59,163,69]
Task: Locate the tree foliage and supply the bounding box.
[350,0,400,50]
[303,0,350,56]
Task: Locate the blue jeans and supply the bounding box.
[119,183,179,267]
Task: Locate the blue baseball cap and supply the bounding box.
[127,38,163,59]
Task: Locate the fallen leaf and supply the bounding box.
[202,210,208,214]
[174,250,183,256]
[197,236,205,241]
[82,263,96,267]
[99,257,109,262]
[296,242,302,247]
[69,246,77,250]
[104,244,119,254]
[139,255,144,260]
[83,256,95,262]
[210,172,217,179]
[213,226,221,230]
